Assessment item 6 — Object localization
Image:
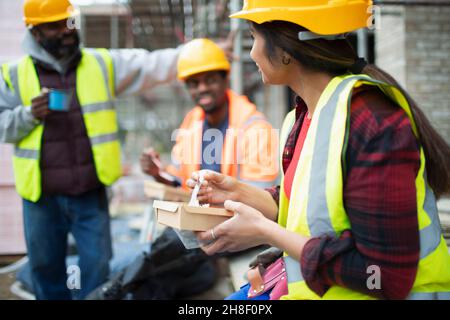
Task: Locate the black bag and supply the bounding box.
[86,228,217,300]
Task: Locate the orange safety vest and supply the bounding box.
[167,89,279,189]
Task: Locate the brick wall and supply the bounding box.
[375,5,407,87]
[405,6,450,144]
[376,4,450,144]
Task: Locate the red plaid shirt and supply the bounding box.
[267,85,420,299]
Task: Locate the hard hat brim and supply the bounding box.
[178,63,230,81]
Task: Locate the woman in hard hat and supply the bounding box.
[188,0,450,300]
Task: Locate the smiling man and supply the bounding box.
[141,38,279,190]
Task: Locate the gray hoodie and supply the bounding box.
[0,30,181,144]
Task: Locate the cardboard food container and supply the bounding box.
[153,200,234,232]
[144,180,191,202]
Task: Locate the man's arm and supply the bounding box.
[0,71,40,144]
[109,47,182,97]
[109,31,236,97]
[140,147,181,187]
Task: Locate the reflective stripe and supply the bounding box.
[14,148,39,160]
[420,176,442,259]
[90,132,119,145]
[307,77,359,236]
[2,64,13,91]
[3,61,21,97]
[9,62,20,97]
[407,292,450,300]
[90,50,113,101]
[82,101,114,114]
[283,256,303,284]
[279,110,296,179]
[94,49,115,97]
[437,292,450,300]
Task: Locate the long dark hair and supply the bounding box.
[252,21,450,198]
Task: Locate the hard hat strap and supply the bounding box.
[298,31,348,41]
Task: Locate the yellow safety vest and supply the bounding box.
[1,49,122,202]
[277,74,450,300]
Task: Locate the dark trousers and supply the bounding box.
[22,187,112,300]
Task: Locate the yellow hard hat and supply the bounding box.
[177,38,231,80]
[230,0,373,35]
[24,0,78,26]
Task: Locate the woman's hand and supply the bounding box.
[186,170,240,205]
[196,200,276,255]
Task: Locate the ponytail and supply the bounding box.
[362,64,450,198]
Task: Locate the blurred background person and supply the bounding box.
[141,38,279,189]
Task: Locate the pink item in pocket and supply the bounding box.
[247,257,288,300]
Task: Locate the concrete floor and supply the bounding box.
[0,272,18,300]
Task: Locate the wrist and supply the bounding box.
[257,216,279,246]
[26,108,41,124]
[154,173,168,184]
[233,180,245,202]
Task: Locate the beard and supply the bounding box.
[201,103,221,114]
[39,31,81,60]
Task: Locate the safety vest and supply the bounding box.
[277,74,450,300]
[166,89,279,189]
[1,49,122,202]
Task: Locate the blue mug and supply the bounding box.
[48,89,72,112]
